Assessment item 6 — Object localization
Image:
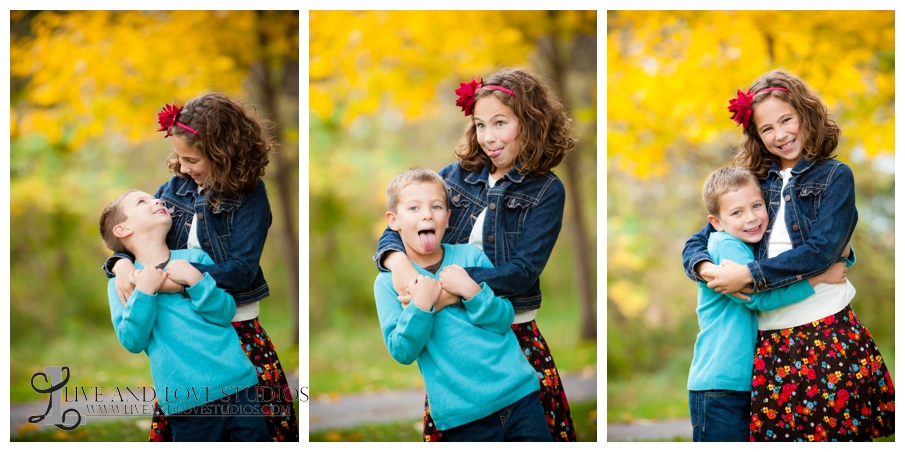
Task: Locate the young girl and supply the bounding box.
[374,68,577,441]
[682,69,895,441]
[103,93,299,442]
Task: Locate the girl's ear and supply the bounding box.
[386,211,400,231]
[112,224,133,239]
[707,214,723,232]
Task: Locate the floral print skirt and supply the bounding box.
[148,317,300,442]
[750,304,895,441]
[422,319,576,442]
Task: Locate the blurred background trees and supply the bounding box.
[309,11,598,394]
[9,10,299,401]
[607,10,894,421]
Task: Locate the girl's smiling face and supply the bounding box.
[172,136,210,185]
[753,96,802,170]
[473,95,521,178]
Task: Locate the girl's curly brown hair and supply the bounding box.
[455,68,575,175]
[167,93,274,210]
[734,69,840,179]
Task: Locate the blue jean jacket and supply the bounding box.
[103,175,272,305]
[682,158,858,291]
[374,162,566,311]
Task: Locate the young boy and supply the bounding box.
[373,168,551,442]
[99,189,269,442]
[687,166,849,442]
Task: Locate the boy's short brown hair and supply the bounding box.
[385,168,447,212]
[702,166,761,217]
[99,189,139,254]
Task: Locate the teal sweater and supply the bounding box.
[107,248,259,416]
[687,232,816,392]
[374,244,540,430]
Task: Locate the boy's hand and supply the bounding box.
[409,275,441,312]
[164,260,203,287]
[810,261,847,286]
[133,267,168,295]
[438,264,481,300]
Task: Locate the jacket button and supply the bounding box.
[453,195,460,203]
[197,213,204,220]
[204,242,210,248]
[487,235,495,243]
[792,224,800,232]
[784,195,791,202]
[489,203,496,211]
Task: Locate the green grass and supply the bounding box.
[608,355,896,442]
[10,299,299,404]
[310,306,598,395]
[11,402,302,442]
[309,399,598,442]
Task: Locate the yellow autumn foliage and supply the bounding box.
[608,10,894,179]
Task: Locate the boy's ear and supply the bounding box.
[112,224,133,239]
[386,211,400,231]
[707,214,723,232]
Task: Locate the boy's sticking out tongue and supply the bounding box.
[419,230,437,253]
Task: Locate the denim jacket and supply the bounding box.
[374,162,566,311]
[682,158,858,292]
[103,175,272,305]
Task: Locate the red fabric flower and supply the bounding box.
[455,77,483,116]
[157,104,183,137]
[728,89,755,128]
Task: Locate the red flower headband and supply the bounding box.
[455,77,517,116]
[728,87,790,128]
[157,104,199,137]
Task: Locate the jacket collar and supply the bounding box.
[173,175,201,197]
[462,164,527,186]
[767,157,816,178]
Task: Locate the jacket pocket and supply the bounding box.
[796,184,825,227]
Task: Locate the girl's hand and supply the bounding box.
[133,267,168,295]
[159,277,183,294]
[387,251,418,305]
[438,264,481,300]
[408,275,441,312]
[696,261,718,282]
[706,259,754,295]
[434,289,460,313]
[164,260,203,287]
[113,259,137,306]
[810,261,847,286]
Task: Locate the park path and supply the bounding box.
[309,370,598,432]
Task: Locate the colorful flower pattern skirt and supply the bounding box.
[148,317,300,442]
[422,320,576,442]
[750,304,895,441]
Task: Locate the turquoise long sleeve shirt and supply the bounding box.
[108,248,259,416]
[687,232,817,392]
[374,244,539,430]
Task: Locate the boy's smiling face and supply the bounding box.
[118,191,172,233]
[708,183,769,244]
[386,182,450,268]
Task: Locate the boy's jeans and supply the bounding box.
[169,386,270,442]
[688,390,750,442]
[444,391,553,442]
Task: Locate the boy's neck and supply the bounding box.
[405,244,444,269]
[126,235,171,268]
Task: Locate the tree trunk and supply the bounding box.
[542,11,597,340]
[255,10,300,341]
